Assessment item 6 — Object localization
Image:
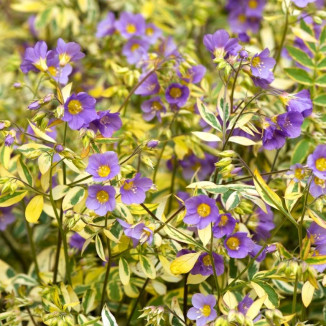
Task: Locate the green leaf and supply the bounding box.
[252,280,279,307]
[0,145,11,169]
[140,255,156,279]
[315,75,326,87]
[0,191,28,207]
[95,235,107,262]
[102,304,118,326]
[62,186,86,211]
[196,98,222,132]
[286,46,314,68]
[82,288,96,314]
[305,255,326,265]
[192,131,221,142]
[313,94,326,106]
[284,68,313,86]
[291,138,311,164]
[320,25,326,45]
[222,191,240,211]
[107,280,124,301]
[228,136,257,146]
[119,257,130,285]
[17,157,33,186]
[317,57,326,70]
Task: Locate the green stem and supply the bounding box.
[291,272,299,325]
[274,6,289,71]
[167,156,177,213]
[183,274,189,323]
[230,59,243,114]
[210,224,220,302]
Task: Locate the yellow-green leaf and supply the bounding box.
[17,157,33,186]
[170,252,201,275]
[302,281,314,308]
[25,195,44,223]
[140,255,156,279]
[62,187,86,211]
[95,235,107,262]
[0,191,28,207]
[119,257,130,285]
[28,121,56,143]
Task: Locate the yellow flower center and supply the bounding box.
[34,58,48,72]
[238,14,246,23]
[202,255,212,266]
[123,181,134,191]
[294,168,304,180]
[316,158,326,172]
[48,66,57,76]
[126,24,136,34]
[131,43,140,52]
[314,177,325,187]
[226,236,240,250]
[218,214,229,227]
[169,87,182,99]
[201,305,211,317]
[271,115,278,123]
[96,190,109,204]
[248,0,258,9]
[152,101,162,111]
[59,53,71,66]
[97,165,111,178]
[146,27,154,36]
[252,56,261,68]
[197,203,211,218]
[67,100,83,115]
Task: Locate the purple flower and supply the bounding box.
[147,140,159,148]
[238,295,253,315]
[187,294,217,326]
[224,232,255,258]
[184,195,219,230]
[54,38,85,66]
[165,83,189,108]
[63,92,97,130]
[251,48,276,79]
[283,89,313,118]
[47,52,72,85]
[291,0,315,7]
[288,163,306,182]
[28,15,38,38]
[117,219,153,246]
[20,41,49,73]
[177,65,206,84]
[311,245,326,272]
[88,111,122,138]
[212,213,236,238]
[86,152,120,182]
[307,222,326,245]
[86,185,116,215]
[122,38,149,65]
[307,145,326,179]
[141,97,166,122]
[115,12,146,39]
[96,12,116,38]
[0,207,15,231]
[191,252,224,276]
[134,73,160,96]
[69,233,86,251]
[203,29,241,58]
[120,173,153,205]
[245,0,265,17]
[158,37,180,59]
[249,206,274,241]
[4,134,14,146]
[144,23,162,44]
[309,176,326,198]
[277,111,304,139]
[251,70,274,89]
[262,118,286,150]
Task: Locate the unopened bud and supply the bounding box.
[13,82,22,89]
[28,100,41,110]
[147,140,159,148]
[218,150,236,158]
[32,111,46,123]
[215,157,232,167]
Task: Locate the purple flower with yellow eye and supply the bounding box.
[135,73,160,96]
[122,38,149,65]
[96,12,116,38]
[115,12,146,39]
[4,134,14,146]
[245,0,265,17]
[283,89,313,118]
[187,294,217,326]
[0,207,15,231]
[288,163,306,182]
[291,0,315,7]
[251,48,276,79]
[238,295,253,315]
[184,195,219,230]
[54,38,85,67]
[191,252,224,276]
[158,37,180,59]
[117,219,153,246]
[307,145,326,179]
[88,111,122,138]
[144,23,162,44]
[46,52,72,85]
[224,232,255,258]
[165,83,189,108]
[309,176,326,198]
[69,233,85,251]
[20,41,49,73]
[63,92,97,130]
[249,206,274,242]
[277,111,304,139]
[251,70,274,89]
[212,213,236,238]
[262,118,286,150]
[308,222,326,245]
[120,173,153,205]
[177,65,206,84]
[203,29,241,59]
[86,152,120,182]
[86,185,116,215]
[141,97,166,122]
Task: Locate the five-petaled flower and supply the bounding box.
[86,185,116,215]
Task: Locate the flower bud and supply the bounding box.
[13,82,22,89]
[86,129,95,139]
[218,150,237,158]
[240,50,248,59]
[55,105,64,118]
[147,140,159,148]
[55,144,64,153]
[215,157,232,167]
[32,111,46,123]
[28,100,41,110]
